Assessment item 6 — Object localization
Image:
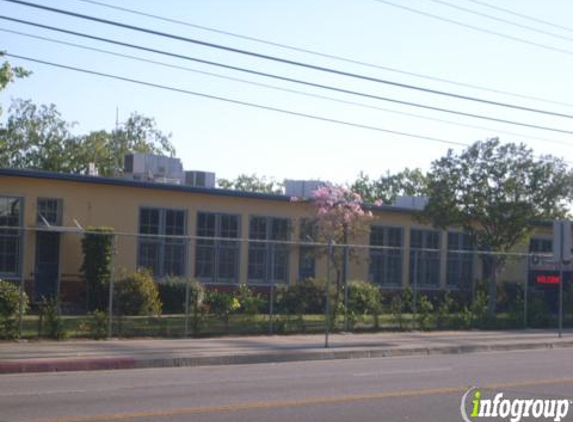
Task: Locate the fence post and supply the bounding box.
[269,243,275,335]
[325,241,333,348]
[18,227,26,340]
[107,234,116,339]
[523,271,528,329]
[343,230,349,332]
[184,278,190,337]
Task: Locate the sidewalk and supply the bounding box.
[1,330,572,374]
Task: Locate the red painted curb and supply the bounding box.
[0,358,137,374]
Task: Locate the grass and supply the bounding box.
[14,311,571,340]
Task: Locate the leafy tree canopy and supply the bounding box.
[422,138,570,253]
[0,99,175,175]
[217,173,284,194]
[351,168,428,204]
[0,53,30,117]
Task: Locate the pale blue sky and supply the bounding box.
[2,0,573,183]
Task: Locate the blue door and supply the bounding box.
[34,232,60,301]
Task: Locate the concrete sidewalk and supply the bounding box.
[1,330,572,374]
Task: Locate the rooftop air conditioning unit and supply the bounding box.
[185,171,216,188]
[123,153,184,184]
[284,180,326,198]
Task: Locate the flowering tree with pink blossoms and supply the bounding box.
[295,183,382,343]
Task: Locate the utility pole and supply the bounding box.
[114,107,120,177]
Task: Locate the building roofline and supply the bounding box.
[0,168,413,214]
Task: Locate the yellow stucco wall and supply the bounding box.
[1,172,545,295]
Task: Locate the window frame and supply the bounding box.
[137,206,188,278]
[369,224,404,287]
[446,231,475,289]
[0,195,24,280]
[248,215,291,285]
[409,227,441,288]
[194,211,241,284]
[36,198,63,226]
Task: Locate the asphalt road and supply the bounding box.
[2,348,573,422]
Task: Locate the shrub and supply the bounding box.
[236,284,265,316]
[0,280,28,339]
[187,280,207,335]
[346,280,382,328]
[390,288,413,331]
[114,270,162,316]
[207,290,240,332]
[81,227,114,311]
[157,277,187,314]
[276,278,330,315]
[528,293,551,328]
[41,297,68,340]
[471,290,489,328]
[416,294,434,331]
[437,292,455,329]
[87,310,108,339]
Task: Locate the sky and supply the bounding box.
[2,0,573,184]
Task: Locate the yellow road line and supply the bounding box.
[9,377,573,422]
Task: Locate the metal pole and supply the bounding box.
[107,234,116,339]
[559,257,564,338]
[184,278,190,337]
[343,228,349,332]
[412,249,418,324]
[325,243,331,347]
[18,227,26,340]
[523,273,528,329]
[269,243,275,335]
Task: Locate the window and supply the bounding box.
[298,219,317,280]
[370,226,403,286]
[446,232,474,288]
[530,238,552,253]
[195,212,240,283]
[37,198,62,226]
[138,208,186,277]
[248,216,290,284]
[0,197,22,278]
[410,229,440,287]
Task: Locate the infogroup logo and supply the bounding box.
[460,387,571,422]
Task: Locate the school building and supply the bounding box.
[0,160,557,305]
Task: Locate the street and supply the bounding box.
[2,348,573,422]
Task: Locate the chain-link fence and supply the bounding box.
[1,228,571,341]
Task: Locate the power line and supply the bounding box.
[3,0,573,120]
[3,15,572,135]
[70,0,573,109]
[4,27,572,148]
[5,53,471,148]
[372,0,573,57]
[463,0,573,35]
[427,0,573,43]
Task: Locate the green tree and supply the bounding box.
[0,99,82,171]
[421,138,570,315]
[0,53,30,116]
[217,173,284,194]
[351,168,428,204]
[0,100,176,174]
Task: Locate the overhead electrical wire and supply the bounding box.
[371,0,573,57]
[427,0,573,43]
[4,27,572,148]
[463,0,573,35]
[70,0,573,109]
[2,0,573,120]
[2,15,572,135]
[4,53,470,148]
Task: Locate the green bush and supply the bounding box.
[157,277,187,314]
[346,280,382,328]
[187,280,207,335]
[0,280,28,339]
[276,278,330,315]
[390,287,413,331]
[87,310,108,339]
[41,297,68,340]
[81,227,114,311]
[528,293,551,328]
[436,292,455,329]
[114,270,162,316]
[416,294,434,331]
[207,290,240,332]
[236,284,265,316]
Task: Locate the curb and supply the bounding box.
[2,340,573,374]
